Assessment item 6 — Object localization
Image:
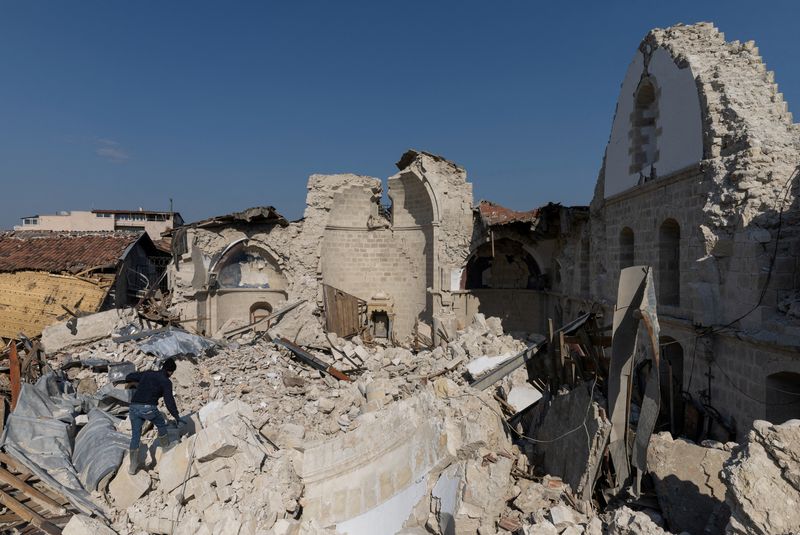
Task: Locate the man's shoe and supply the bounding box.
[158,434,172,449]
[128,448,140,475]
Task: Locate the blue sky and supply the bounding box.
[2,1,798,228]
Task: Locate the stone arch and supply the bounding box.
[619,226,635,270]
[249,301,273,323]
[462,237,543,290]
[766,371,800,424]
[659,219,680,306]
[215,243,287,290]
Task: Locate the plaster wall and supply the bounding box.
[604,48,703,198]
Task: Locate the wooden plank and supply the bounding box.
[0,489,61,535]
[8,345,20,411]
[0,468,65,515]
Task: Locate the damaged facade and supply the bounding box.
[0,231,169,340]
[554,22,800,438]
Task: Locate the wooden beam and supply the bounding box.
[8,345,19,411]
[0,467,65,515]
[0,489,61,535]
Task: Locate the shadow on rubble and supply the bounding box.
[656,474,730,534]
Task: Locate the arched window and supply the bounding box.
[216,245,287,290]
[766,372,800,424]
[659,219,680,306]
[630,79,658,177]
[620,227,635,270]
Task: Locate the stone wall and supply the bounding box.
[555,22,800,437]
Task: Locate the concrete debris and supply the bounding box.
[605,507,668,535]
[42,308,137,353]
[63,514,118,535]
[647,432,730,534]
[723,419,800,535]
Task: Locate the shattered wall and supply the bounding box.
[556,22,800,436]
[318,151,473,341]
[168,221,301,336]
[168,151,473,344]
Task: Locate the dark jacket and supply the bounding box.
[126,370,180,420]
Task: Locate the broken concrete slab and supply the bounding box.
[724,419,800,535]
[507,384,543,414]
[647,432,730,534]
[42,308,136,353]
[532,381,611,502]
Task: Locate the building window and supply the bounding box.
[22,218,39,225]
[620,227,635,270]
[96,213,112,218]
[659,219,680,306]
[630,78,658,178]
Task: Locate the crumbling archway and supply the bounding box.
[463,238,543,290]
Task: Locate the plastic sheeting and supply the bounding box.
[73,409,129,491]
[0,373,134,516]
[0,374,104,516]
[138,327,216,359]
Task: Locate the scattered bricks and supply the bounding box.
[498,516,522,532]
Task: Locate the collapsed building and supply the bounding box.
[0,231,170,340]
[0,21,798,535]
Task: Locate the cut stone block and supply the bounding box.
[109,451,151,510]
[158,437,198,493]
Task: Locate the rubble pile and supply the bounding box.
[723,419,800,535]
[2,306,799,535]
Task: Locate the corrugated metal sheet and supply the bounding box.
[0,271,108,339]
[0,232,140,273]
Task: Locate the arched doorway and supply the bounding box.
[766,372,800,424]
[660,337,684,435]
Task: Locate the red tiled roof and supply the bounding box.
[0,232,141,274]
[477,200,542,227]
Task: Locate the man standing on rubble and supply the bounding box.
[125,357,182,475]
